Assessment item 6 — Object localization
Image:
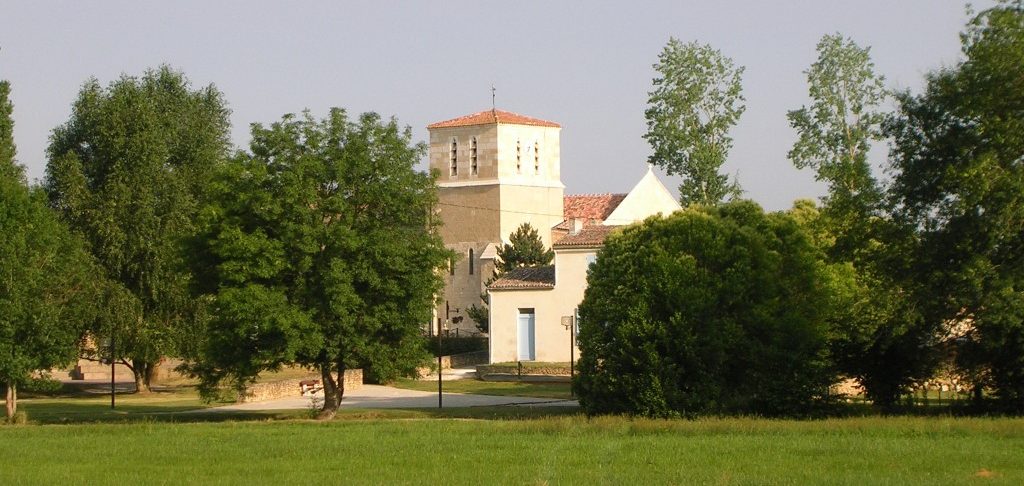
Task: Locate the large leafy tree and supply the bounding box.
[188,109,450,419]
[466,223,554,333]
[887,2,1024,411]
[644,38,745,206]
[787,34,936,408]
[1,81,99,420]
[575,202,836,417]
[44,66,231,392]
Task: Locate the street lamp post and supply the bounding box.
[561,313,576,398]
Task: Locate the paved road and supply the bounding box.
[213,384,578,411]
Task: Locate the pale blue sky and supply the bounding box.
[0,1,987,210]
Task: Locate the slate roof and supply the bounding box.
[552,225,622,249]
[488,266,556,290]
[427,109,561,129]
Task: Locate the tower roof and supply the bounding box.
[427,109,560,129]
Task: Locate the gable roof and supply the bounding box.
[563,193,627,222]
[552,225,621,249]
[488,266,556,290]
[602,167,682,226]
[427,109,561,129]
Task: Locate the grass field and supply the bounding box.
[2,414,1023,484]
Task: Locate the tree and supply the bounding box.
[574,202,836,417]
[787,34,938,408]
[1,81,99,420]
[44,66,231,392]
[644,38,745,206]
[0,81,16,181]
[466,223,554,333]
[188,109,450,419]
[887,2,1024,411]
[787,33,887,259]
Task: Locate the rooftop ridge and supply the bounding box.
[427,109,560,129]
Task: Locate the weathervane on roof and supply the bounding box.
[491,85,496,112]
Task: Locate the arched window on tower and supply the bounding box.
[516,139,522,174]
[449,138,458,176]
[469,248,474,275]
[534,141,540,175]
[470,137,478,175]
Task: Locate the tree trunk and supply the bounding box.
[5,381,16,420]
[317,364,346,420]
[132,359,152,394]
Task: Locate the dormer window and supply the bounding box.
[534,141,540,175]
[516,140,522,174]
[470,137,478,176]
[449,138,458,176]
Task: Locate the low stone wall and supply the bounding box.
[239,369,363,403]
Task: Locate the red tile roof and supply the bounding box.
[563,194,627,222]
[488,266,556,290]
[427,109,561,129]
[553,225,622,249]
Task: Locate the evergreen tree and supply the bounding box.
[466,223,553,333]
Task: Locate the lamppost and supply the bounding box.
[439,301,460,408]
[561,312,576,398]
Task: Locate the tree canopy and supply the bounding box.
[1,81,100,420]
[44,65,231,391]
[644,38,745,206]
[575,202,836,417]
[887,2,1024,411]
[188,109,450,418]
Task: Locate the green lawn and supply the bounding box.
[392,377,573,399]
[1,416,1022,484]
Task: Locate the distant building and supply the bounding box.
[487,168,680,363]
[426,109,680,362]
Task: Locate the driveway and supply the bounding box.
[213,384,578,411]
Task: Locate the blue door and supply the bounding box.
[517,309,535,361]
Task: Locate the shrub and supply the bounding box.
[574,201,837,417]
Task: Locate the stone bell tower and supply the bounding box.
[427,108,564,334]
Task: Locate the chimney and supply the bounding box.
[571,218,584,235]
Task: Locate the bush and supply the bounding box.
[5,411,28,425]
[574,201,837,417]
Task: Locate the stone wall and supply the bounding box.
[239,369,363,403]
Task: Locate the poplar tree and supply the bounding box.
[644,38,745,206]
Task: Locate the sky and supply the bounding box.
[0,1,989,210]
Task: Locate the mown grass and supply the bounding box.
[1,416,1022,484]
[392,377,573,399]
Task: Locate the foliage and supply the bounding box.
[187,109,450,418]
[787,33,887,259]
[575,202,836,417]
[0,81,17,181]
[1,81,100,419]
[467,223,554,333]
[786,34,940,409]
[886,2,1024,412]
[495,223,554,273]
[644,38,745,206]
[44,66,231,392]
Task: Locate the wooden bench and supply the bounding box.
[299,379,323,396]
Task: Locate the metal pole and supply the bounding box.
[569,315,575,398]
[439,302,446,409]
[110,334,116,409]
